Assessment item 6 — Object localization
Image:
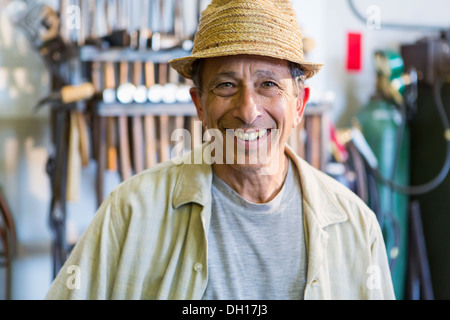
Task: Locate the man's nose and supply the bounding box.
[232,86,262,125]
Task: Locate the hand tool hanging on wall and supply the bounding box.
[176,0,197,102]
[100,0,129,47]
[116,3,134,181]
[170,0,192,103]
[144,61,158,168]
[47,109,70,277]
[57,0,87,178]
[134,0,152,104]
[173,0,184,40]
[133,61,148,104]
[105,0,116,36]
[90,60,108,207]
[7,1,59,46]
[140,0,152,51]
[143,0,158,168]
[86,0,97,42]
[118,60,133,181]
[72,4,92,169]
[106,115,118,172]
[131,61,145,174]
[173,0,194,51]
[66,111,82,203]
[117,63,137,104]
[128,5,141,50]
[64,49,91,202]
[33,83,96,112]
[130,0,152,174]
[60,0,72,44]
[103,61,119,171]
[76,111,91,168]
[158,63,171,162]
[81,0,108,206]
[116,1,137,104]
[77,0,88,46]
[163,65,179,104]
[7,1,70,83]
[87,58,105,205]
[96,0,109,39]
[103,61,117,104]
[147,0,163,103]
[76,0,93,45]
[150,0,189,51]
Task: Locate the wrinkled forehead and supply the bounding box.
[201,55,291,80]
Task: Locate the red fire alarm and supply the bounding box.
[347,32,362,72]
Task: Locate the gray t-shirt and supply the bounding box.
[202,160,307,300]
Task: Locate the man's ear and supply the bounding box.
[190,87,206,127]
[294,86,310,127]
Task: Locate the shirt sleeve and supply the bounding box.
[45,191,124,300]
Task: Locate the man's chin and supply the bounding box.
[214,152,282,176]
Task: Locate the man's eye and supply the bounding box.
[216,82,234,89]
[213,82,237,96]
[261,81,278,89]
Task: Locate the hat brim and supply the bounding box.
[169,49,323,80]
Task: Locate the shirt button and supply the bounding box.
[311,279,320,287]
[194,263,203,272]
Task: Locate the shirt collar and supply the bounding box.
[285,145,348,229]
[173,144,349,229]
[172,144,213,209]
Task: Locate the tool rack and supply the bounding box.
[46,44,204,276]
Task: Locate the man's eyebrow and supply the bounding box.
[254,70,279,79]
[211,71,238,82]
[211,70,281,82]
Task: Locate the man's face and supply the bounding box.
[190,55,309,173]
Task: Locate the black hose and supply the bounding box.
[370,77,450,195]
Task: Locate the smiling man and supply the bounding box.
[45,0,395,300]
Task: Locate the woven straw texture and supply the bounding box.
[169,0,323,79]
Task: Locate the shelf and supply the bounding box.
[94,102,197,117]
[80,46,191,63]
[304,102,332,115]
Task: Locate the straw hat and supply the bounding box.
[169,0,323,80]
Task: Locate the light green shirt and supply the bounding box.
[45,145,396,300]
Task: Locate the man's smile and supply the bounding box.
[227,129,270,142]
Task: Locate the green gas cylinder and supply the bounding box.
[357,99,410,300]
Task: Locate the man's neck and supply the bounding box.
[212,154,290,204]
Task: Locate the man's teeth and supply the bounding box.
[234,129,268,141]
